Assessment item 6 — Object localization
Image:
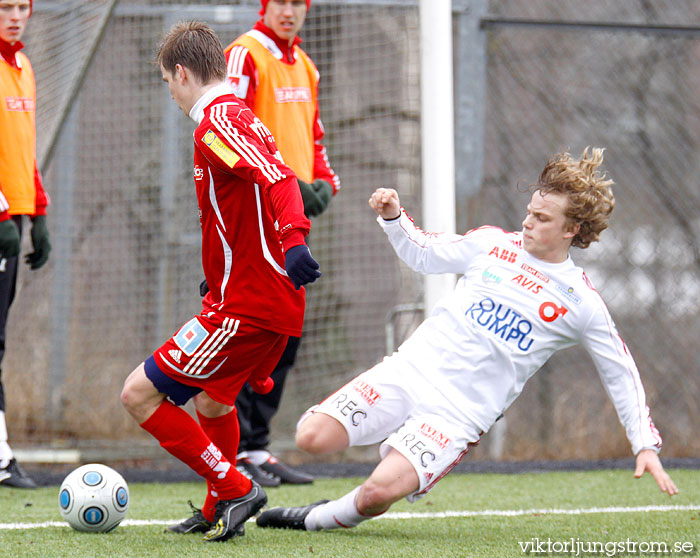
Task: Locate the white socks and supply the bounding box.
[0,411,12,469]
[237,449,270,465]
[305,487,373,531]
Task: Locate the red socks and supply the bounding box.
[196,408,242,521]
[140,402,251,505]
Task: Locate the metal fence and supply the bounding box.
[7,0,699,463]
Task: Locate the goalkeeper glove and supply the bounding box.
[298,179,333,218]
[285,244,321,289]
[200,278,209,297]
[25,215,51,269]
[0,219,20,261]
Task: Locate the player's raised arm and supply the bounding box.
[369,188,400,220]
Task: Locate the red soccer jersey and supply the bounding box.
[190,84,310,337]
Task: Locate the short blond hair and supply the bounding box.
[534,147,615,249]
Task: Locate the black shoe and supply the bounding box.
[202,481,267,542]
[0,458,37,489]
[256,500,330,530]
[166,500,212,534]
[260,456,314,485]
[237,458,281,487]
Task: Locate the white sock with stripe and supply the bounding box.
[305,487,380,530]
[244,450,271,466]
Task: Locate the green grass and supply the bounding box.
[1,469,699,558]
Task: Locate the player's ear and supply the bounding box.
[563,220,580,239]
[175,63,187,83]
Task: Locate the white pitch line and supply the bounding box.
[2,505,699,531]
[380,504,700,519]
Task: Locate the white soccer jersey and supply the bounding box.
[379,211,662,456]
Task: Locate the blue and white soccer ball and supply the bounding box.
[58,463,129,533]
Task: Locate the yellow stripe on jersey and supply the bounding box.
[203,130,240,168]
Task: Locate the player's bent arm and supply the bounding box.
[376,208,485,275]
[267,175,311,251]
[634,449,678,495]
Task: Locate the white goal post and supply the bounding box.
[420,0,456,313]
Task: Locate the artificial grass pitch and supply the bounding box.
[1,468,698,558]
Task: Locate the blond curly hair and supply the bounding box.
[534,147,615,249]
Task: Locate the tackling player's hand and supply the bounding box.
[0,219,20,260]
[298,179,333,218]
[285,244,321,290]
[369,188,400,220]
[634,449,678,495]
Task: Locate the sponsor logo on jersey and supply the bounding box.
[419,423,451,450]
[521,263,549,283]
[249,117,276,144]
[274,86,312,103]
[488,246,517,263]
[352,379,382,406]
[202,130,240,168]
[482,266,503,284]
[556,283,582,305]
[193,166,204,180]
[511,274,543,294]
[174,318,208,356]
[466,297,534,351]
[538,301,568,322]
[5,96,34,111]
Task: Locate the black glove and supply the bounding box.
[25,215,51,269]
[0,219,20,261]
[199,278,209,297]
[298,179,333,218]
[285,244,321,290]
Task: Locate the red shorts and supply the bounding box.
[151,311,288,406]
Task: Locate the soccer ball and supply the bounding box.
[58,463,129,533]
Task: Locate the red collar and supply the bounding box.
[0,39,24,69]
[253,20,302,64]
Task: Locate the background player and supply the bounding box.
[0,0,50,489]
[223,0,339,487]
[256,148,678,532]
[120,20,320,542]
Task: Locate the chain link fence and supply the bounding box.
[6,0,698,462]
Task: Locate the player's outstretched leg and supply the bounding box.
[256,500,330,530]
[259,449,419,532]
[203,480,267,542]
[257,486,379,531]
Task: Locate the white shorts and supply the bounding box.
[307,355,482,502]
